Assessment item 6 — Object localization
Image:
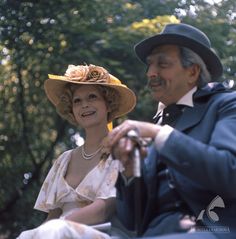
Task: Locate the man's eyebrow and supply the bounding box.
[146,54,157,63]
[146,53,168,63]
[146,57,151,64]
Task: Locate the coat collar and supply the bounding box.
[175,82,232,131]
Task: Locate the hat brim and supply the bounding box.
[44,76,136,121]
[134,34,223,80]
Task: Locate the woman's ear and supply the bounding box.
[106,105,111,113]
[106,100,112,113]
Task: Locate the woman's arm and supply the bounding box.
[45,208,62,222]
[64,198,115,225]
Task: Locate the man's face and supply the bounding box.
[146,45,198,105]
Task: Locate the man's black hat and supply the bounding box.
[134,23,223,80]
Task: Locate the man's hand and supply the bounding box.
[102,120,161,177]
[113,136,137,178]
[107,120,161,145]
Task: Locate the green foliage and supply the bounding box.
[0,0,236,237]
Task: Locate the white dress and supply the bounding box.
[17,149,120,239]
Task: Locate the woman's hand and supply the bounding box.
[64,198,115,225]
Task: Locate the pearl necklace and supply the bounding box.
[81,144,103,160]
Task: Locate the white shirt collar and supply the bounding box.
[153,86,197,119]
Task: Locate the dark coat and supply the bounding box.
[115,83,236,239]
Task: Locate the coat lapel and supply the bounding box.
[175,103,207,131]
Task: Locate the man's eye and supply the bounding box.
[73,98,81,104]
[158,62,169,67]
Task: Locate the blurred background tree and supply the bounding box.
[0,0,235,237]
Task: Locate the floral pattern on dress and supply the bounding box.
[34,148,119,213]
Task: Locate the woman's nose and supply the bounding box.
[81,100,89,108]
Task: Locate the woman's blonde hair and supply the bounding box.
[56,83,121,125]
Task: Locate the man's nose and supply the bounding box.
[146,65,159,79]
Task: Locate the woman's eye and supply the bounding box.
[88,94,98,100]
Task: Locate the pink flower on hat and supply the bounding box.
[65,64,89,81]
[64,64,110,83]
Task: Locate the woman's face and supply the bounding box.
[72,85,109,129]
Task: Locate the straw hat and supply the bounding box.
[44,64,136,124]
[134,23,223,80]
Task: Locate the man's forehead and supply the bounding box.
[146,45,180,61]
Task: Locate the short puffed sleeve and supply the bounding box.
[34,150,72,213]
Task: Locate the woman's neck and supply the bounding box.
[84,127,108,150]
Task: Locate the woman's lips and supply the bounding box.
[81,111,96,117]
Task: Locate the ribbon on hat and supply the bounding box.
[107,122,113,131]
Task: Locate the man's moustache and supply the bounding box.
[147,77,164,88]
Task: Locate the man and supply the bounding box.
[105,23,236,239]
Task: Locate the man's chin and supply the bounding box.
[151,92,163,101]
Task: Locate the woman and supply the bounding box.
[17,64,136,239]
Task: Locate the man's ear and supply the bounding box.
[188,64,200,84]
